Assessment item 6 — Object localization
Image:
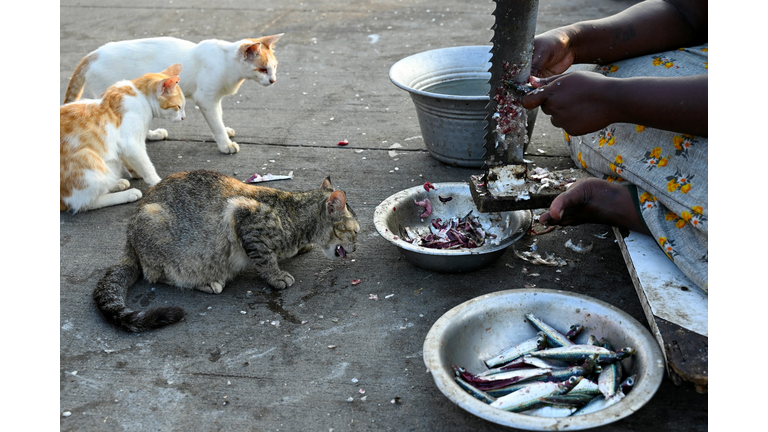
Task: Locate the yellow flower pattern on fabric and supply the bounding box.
[665,211,687,229]
[640,146,668,171]
[652,55,677,69]
[599,64,619,75]
[665,169,694,194]
[658,236,678,260]
[598,128,616,147]
[577,151,587,169]
[603,175,626,183]
[639,192,658,211]
[681,206,707,229]
[636,125,645,133]
[673,134,697,159]
[610,155,625,176]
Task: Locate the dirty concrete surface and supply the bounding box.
[59,0,708,431]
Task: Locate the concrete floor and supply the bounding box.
[57,1,708,431]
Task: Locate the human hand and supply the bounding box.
[522,71,616,136]
[530,29,575,78]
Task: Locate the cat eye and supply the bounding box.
[257,68,268,74]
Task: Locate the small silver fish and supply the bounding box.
[539,393,597,407]
[525,314,574,347]
[568,378,601,396]
[528,344,635,364]
[455,377,496,404]
[484,331,548,368]
[597,339,623,399]
[490,376,582,413]
[522,405,577,417]
[572,392,625,416]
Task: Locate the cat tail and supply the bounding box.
[93,247,185,332]
[63,52,97,104]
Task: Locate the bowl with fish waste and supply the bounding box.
[373,182,531,273]
[423,289,665,431]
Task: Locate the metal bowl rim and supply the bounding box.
[389,45,493,101]
[423,288,665,431]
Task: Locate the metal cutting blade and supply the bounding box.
[469,0,589,212]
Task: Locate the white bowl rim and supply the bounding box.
[423,288,665,431]
[373,182,531,257]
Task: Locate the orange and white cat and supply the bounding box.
[60,64,186,213]
[63,34,283,154]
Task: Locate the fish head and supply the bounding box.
[617,347,636,359]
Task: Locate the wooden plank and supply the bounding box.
[613,227,708,393]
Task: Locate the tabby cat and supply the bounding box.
[93,170,360,332]
[60,64,186,213]
[64,34,283,154]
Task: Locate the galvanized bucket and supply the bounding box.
[389,45,538,168]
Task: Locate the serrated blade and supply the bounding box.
[483,0,539,167]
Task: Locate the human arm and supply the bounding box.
[522,0,708,137]
[523,72,707,137]
[530,0,707,77]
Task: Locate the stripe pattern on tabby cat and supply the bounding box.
[64,34,282,154]
[93,170,360,332]
[60,64,186,213]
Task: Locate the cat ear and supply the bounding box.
[159,76,180,95]
[321,176,333,191]
[259,33,284,48]
[160,63,183,77]
[240,42,263,59]
[326,190,347,217]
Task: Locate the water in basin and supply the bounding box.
[422,79,490,97]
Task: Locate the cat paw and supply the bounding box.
[114,179,131,191]
[297,244,313,255]
[218,141,240,154]
[196,281,225,294]
[267,272,295,290]
[126,188,143,202]
[226,127,236,138]
[147,128,168,141]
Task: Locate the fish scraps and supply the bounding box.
[565,239,593,254]
[245,171,294,183]
[414,198,433,218]
[401,212,496,250]
[513,246,567,267]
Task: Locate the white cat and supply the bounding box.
[61,64,186,213]
[64,34,283,154]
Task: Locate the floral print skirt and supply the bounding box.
[563,44,708,293]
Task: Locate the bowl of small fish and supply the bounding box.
[423,289,665,431]
[373,182,531,273]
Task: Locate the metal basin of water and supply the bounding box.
[373,182,531,273]
[389,45,538,168]
[423,289,665,430]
